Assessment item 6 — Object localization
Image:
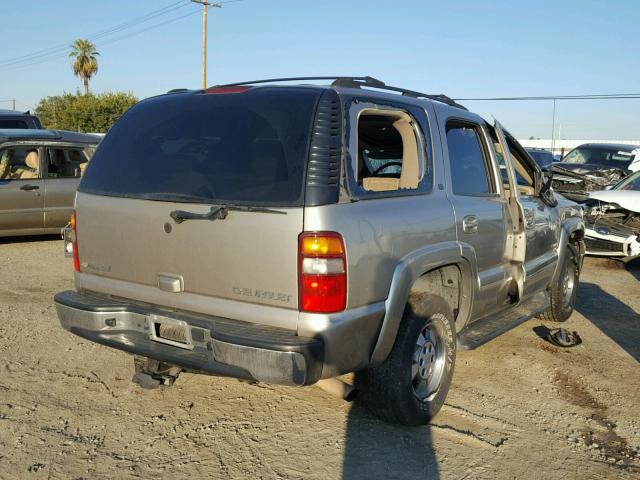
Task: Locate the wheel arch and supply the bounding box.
[369,241,478,366]
[552,217,586,283]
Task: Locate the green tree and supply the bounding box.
[35,92,138,133]
[69,39,99,95]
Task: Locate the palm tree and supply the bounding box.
[69,39,99,95]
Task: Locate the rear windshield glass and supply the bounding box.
[0,119,29,129]
[79,88,320,206]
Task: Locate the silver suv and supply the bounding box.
[54,77,584,425]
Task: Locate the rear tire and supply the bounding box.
[356,293,456,426]
[539,244,579,322]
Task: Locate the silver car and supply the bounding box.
[54,77,584,425]
[0,129,100,236]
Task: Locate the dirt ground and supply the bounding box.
[0,236,638,480]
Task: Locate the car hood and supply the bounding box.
[589,190,640,213]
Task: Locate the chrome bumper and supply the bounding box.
[54,290,323,386]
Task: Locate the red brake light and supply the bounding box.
[299,232,346,313]
[204,86,251,95]
[71,211,80,272]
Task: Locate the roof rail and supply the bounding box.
[213,76,467,110]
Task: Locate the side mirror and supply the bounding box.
[538,171,557,207]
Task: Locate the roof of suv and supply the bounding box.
[0,128,102,144]
[175,76,468,112]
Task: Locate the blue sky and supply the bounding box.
[1,0,639,139]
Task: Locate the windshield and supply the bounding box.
[79,87,320,206]
[614,171,640,191]
[562,145,636,168]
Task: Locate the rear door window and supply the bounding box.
[46,148,88,178]
[446,123,494,196]
[80,88,321,206]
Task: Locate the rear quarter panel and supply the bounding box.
[304,192,457,309]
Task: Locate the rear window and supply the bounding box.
[0,119,29,129]
[79,88,321,206]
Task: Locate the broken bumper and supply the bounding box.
[54,290,323,386]
[584,228,640,258]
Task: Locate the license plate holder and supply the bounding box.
[148,314,194,350]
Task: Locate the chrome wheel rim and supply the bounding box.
[412,320,446,402]
[562,260,576,306]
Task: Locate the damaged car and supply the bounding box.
[583,170,640,258]
[551,143,640,202]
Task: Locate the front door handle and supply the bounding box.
[20,184,39,191]
[462,215,478,234]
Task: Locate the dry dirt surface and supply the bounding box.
[1,236,639,480]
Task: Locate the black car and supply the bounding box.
[556,143,639,172]
[0,109,42,129]
[525,148,555,169]
[550,143,640,201]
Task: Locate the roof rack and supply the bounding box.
[213,76,467,110]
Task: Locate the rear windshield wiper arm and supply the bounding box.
[170,205,286,224]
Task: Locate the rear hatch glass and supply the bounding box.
[79,87,321,206]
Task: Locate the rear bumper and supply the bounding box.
[54,290,323,386]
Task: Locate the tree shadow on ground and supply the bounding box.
[575,282,640,362]
[342,401,439,480]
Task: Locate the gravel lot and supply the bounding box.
[0,236,638,479]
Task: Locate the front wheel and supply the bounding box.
[356,293,456,426]
[539,244,580,322]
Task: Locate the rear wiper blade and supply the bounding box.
[225,205,287,215]
[170,205,286,224]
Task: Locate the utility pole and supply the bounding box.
[550,98,556,154]
[191,0,222,89]
[12,99,15,110]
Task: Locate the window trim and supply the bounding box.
[445,119,499,198]
[346,99,433,200]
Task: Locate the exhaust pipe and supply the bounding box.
[315,378,358,402]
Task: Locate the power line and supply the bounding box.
[1,10,200,71]
[0,1,191,69]
[455,94,640,101]
[1,0,242,71]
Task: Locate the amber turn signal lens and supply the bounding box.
[301,235,344,256]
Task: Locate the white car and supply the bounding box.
[584,171,640,258]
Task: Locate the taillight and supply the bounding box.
[71,211,80,272]
[299,232,346,313]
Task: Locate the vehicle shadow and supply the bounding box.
[342,390,439,479]
[575,282,640,362]
[0,234,60,245]
[624,258,640,281]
